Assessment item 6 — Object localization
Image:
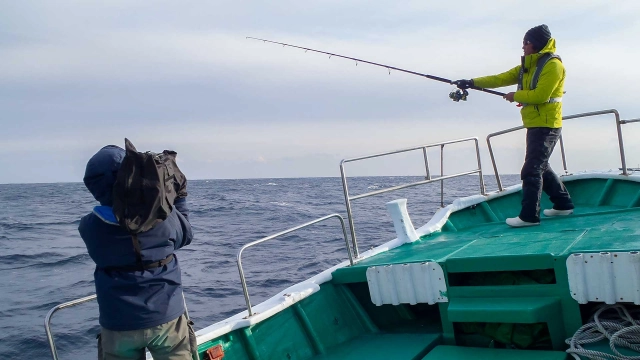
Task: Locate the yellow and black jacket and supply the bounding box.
[473,38,565,128]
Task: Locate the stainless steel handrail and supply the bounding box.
[620,118,640,125]
[487,109,630,191]
[45,292,191,360]
[45,294,97,360]
[340,137,485,259]
[237,213,352,317]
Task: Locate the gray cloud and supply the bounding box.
[1,1,639,183]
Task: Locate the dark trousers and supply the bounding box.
[519,127,574,223]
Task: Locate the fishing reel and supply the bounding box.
[449,88,469,102]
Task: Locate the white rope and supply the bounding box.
[566,304,640,360]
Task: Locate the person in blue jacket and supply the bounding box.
[79,145,197,360]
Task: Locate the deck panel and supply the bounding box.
[328,177,640,355]
[333,200,640,284]
[310,333,441,360]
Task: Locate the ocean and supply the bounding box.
[0,175,518,359]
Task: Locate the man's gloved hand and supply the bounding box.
[453,79,474,90]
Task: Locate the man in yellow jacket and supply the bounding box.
[455,24,574,227]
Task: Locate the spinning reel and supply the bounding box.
[449,88,469,102]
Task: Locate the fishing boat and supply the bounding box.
[46,109,640,360]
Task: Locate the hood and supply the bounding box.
[522,37,557,69]
[83,145,125,206]
[539,38,557,54]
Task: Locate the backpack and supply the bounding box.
[112,138,187,235]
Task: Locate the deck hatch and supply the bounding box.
[567,251,640,304]
[366,262,448,306]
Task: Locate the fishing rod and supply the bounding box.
[246,36,506,102]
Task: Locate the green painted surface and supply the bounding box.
[422,345,568,359]
[333,207,640,279]
[296,282,371,350]
[249,305,316,359]
[447,297,560,323]
[196,177,640,359]
[447,297,566,349]
[332,178,640,283]
[347,282,441,333]
[196,282,399,360]
[196,332,251,360]
[311,333,441,360]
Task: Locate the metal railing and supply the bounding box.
[487,109,637,192]
[621,118,640,125]
[45,294,97,360]
[237,213,352,317]
[45,292,191,360]
[340,137,486,259]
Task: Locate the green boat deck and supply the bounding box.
[333,178,640,283]
[332,207,640,283]
[195,177,640,360]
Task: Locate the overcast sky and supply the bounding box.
[2,1,640,184]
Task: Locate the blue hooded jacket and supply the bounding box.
[78,145,194,331]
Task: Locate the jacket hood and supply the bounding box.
[539,38,556,54]
[83,145,125,206]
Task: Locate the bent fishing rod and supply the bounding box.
[246,36,506,102]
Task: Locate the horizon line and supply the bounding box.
[0,173,520,186]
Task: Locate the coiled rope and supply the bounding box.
[566,304,640,359]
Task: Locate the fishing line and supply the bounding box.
[247,36,506,102]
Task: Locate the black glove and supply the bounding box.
[453,79,474,90]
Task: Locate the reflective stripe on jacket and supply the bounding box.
[472,38,565,128]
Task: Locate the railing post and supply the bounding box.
[474,138,486,195]
[613,110,628,175]
[340,161,359,259]
[558,134,568,175]
[440,144,444,207]
[237,247,253,317]
[619,117,640,173]
[487,133,505,192]
[423,147,431,180]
